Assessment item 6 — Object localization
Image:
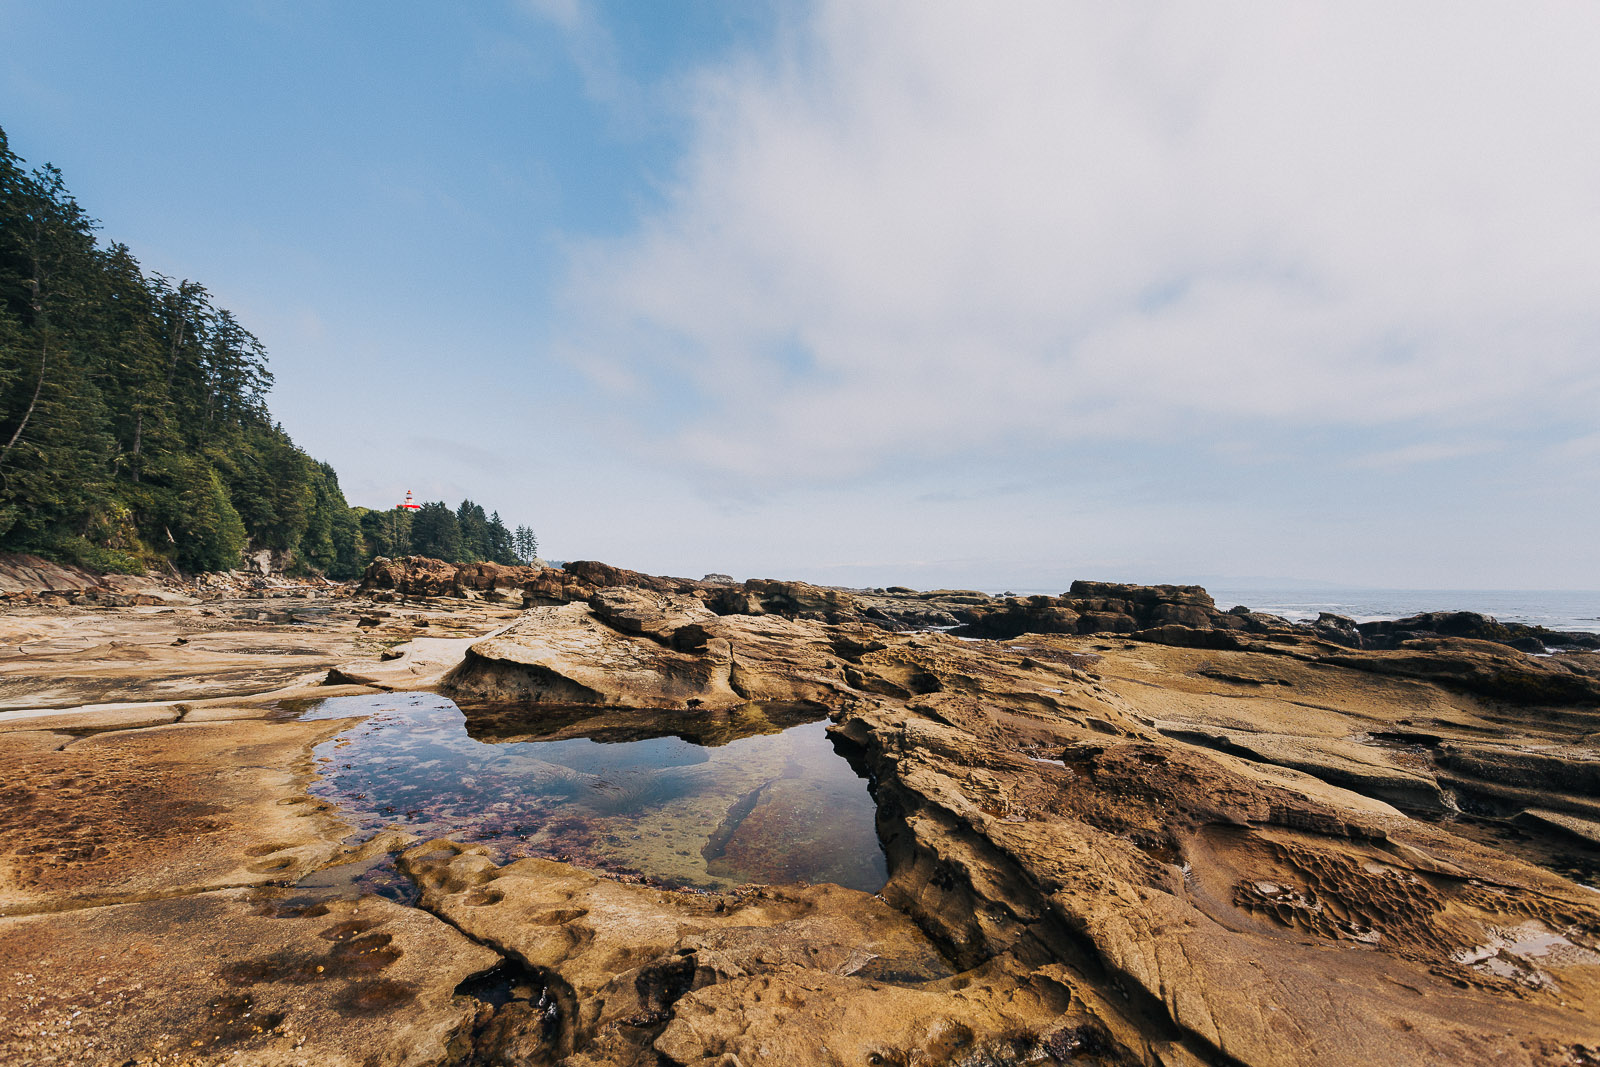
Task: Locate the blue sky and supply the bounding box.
[4,1,1599,589]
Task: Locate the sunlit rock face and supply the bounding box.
[436,578,1600,1064]
[3,567,1599,1066]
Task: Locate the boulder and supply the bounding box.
[359,555,458,597]
[1358,611,1513,649]
[1312,612,1364,648]
[453,560,544,591]
[955,599,1082,639]
[1067,579,1215,609]
[1077,610,1137,634]
[742,578,858,618]
[587,587,716,645]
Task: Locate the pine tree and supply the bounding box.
[485,511,515,564]
[411,501,460,561]
[0,124,561,579]
[358,507,411,560]
[512,525,539,565]
[456,499,490,562]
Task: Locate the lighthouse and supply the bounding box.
[400,489,421,512]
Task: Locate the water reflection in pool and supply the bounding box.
[301,694,887,893]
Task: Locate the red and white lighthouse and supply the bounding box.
[400,490,421,511]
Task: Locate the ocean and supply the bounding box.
[1201,588,1600,635]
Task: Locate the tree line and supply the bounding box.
[0,125,536,578]
[358,499,537,568]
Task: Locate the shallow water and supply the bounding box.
[300,694,887,892]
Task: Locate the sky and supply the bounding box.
[4,1,1599,591]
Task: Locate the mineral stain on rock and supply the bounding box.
[191,992,286,1049]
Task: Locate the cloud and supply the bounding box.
[1350,440,1502,470]
[518,0,582,32]
[516,0,626,109]
[1545,431,1600,466]
[554,0,1600,486]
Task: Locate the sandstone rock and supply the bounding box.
[1358,610,1512,647]
[1155,725,1451,812]
[454,560,545,591]
[836,672,1600,1066]
[6,562,1600,1066]
[401,843,1081,1067]
[1437,740,1600,796]
[1326,640,1600,706]
[702,586,767,616]
[587,587,716,645]
[0,717,351,911]
[562,559,697,595]
[1078,609,1138,633]
[328,635,495,690]
[740,578,858,618]
[413,590,1600,1062]
[359,555,459,597]
[1515,808,1600,847]
[1069,579,1216,608]
[0,888,499,1067]
[1153,602,1214,628]
[0,553,106,594]
[444,603,852,709]
[1312,611,1365,648]
[953,597,1082,639]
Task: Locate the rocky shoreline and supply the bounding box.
[1,557,1597,1065]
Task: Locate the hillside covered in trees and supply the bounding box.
[0,125,534,578]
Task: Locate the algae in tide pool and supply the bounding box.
[301,693,887,892]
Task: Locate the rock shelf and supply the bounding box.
[0,563,1597,1065]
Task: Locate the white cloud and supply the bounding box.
[517,0,626,108]
[1350,440,1501,470]
[518,0,582,32]
[556,0,1600,484]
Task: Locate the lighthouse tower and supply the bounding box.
[400,490,421,511]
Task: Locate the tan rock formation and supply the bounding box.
[2,569,1597,1065]
[422,587,1600,1064]
[400,841,1084,1067]
[0,888,498,1066]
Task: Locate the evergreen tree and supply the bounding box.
[456,499,489,562]
[410,501,460,561]
[0,124,348,574]
[154,454,247,571]
[0,124,554,579]
[357,506,411,560]
[485,511,515,564]
[512,525,539,565]
[298,463,363,577]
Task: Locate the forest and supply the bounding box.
[0,125,535,579]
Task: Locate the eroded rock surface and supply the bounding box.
[447,557,1600,659]
[2,569,1597,1066]
[0,888,498,1066]
[0,717,351,912]
[401,842,1085,1067]
[0,592,526,1066]
[445,588,1600,1065]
